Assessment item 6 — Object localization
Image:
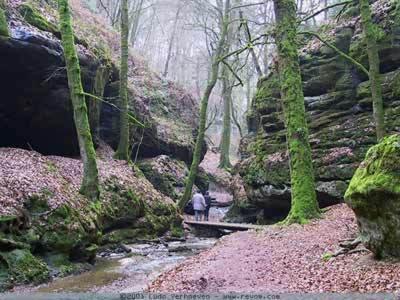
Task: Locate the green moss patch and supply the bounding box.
[0,6,8,37]
[19,3,59,35]
[0,249,49,287]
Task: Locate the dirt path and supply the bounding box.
[149,204,400,293]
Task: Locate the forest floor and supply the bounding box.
[149,204,400,293]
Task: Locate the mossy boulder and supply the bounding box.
[0,249,49,289]
[138,155,188,201]
[100,179,146,231]
[345,134,400,258]
[38,204,99,263]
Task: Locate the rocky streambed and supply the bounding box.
[9,236,218,294]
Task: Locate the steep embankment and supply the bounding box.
[149,204,400,293]
[229,0,400,223]
[0,0,201,291]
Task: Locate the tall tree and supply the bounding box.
[178,0,231,211]
[114,0,130,160]
[58,0,100,201]
[129,0,145,47]
[163,3,182,77]
[219,64,233,169]
[273,0,319,224]
[359,0,385,141]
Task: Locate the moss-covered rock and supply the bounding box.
[38,204,99,262]
[18,3,59,35]
[100,179,146,231]
[0,249,49,289]
[138,156,188,201]
[345,134,400,258]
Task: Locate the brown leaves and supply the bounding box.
[0,144,174,216]
[149,205,400,293]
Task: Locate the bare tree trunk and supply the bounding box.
[129,0,144,47]
[324,0,328,20]
[115,0,130,160]
[239,11,263,77]
[231,97,243,138]
[163,4,182,77]
[273,0,319,224]
[58,0,100,201]
[246,72,252,111]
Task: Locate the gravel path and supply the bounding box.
[149,204,400,293]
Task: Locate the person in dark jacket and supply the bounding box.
[204,191,212,221]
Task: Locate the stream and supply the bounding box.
[14,207,230,294]
[33,236,218,293]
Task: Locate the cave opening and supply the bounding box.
[0,33,84,157]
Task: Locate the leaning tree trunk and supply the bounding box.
[178,0,231,212]
[239,11,263,77]
[219,64,232,169]
[115,0,130,160]
[359,0,385,141]
[58,0,99,201]
[273,0,319,224]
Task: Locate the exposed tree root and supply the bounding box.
[332,237,370,257]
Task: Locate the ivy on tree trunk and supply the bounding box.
[219,64,232,169]
[273,0,319,224]
[115,0,130,161]
[359,0,385,141]
[58,0,99,201]
[178,0,231,212]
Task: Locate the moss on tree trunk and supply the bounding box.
[178,0,231,211]
[273,0,319,224]
[58,0,99,201]
[0,1,8,37]
[114,0,130,161]
[219,64,232,169]
[88,65,110,144]
[359,0,385,141]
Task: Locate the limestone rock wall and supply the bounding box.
[234,0,400,223]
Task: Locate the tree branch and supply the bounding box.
[299,0,352,23]
[299,31,370,77]
[80,92,146,128]
[222,60,244,86]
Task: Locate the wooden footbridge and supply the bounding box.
[184,220,263,231]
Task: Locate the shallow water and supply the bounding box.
[35,236,217,293]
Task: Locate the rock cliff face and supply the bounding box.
[0,0,201,163]
[230,0,400,223]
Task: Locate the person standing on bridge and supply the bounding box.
[204,191,212,221]
[192,190,206,221]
